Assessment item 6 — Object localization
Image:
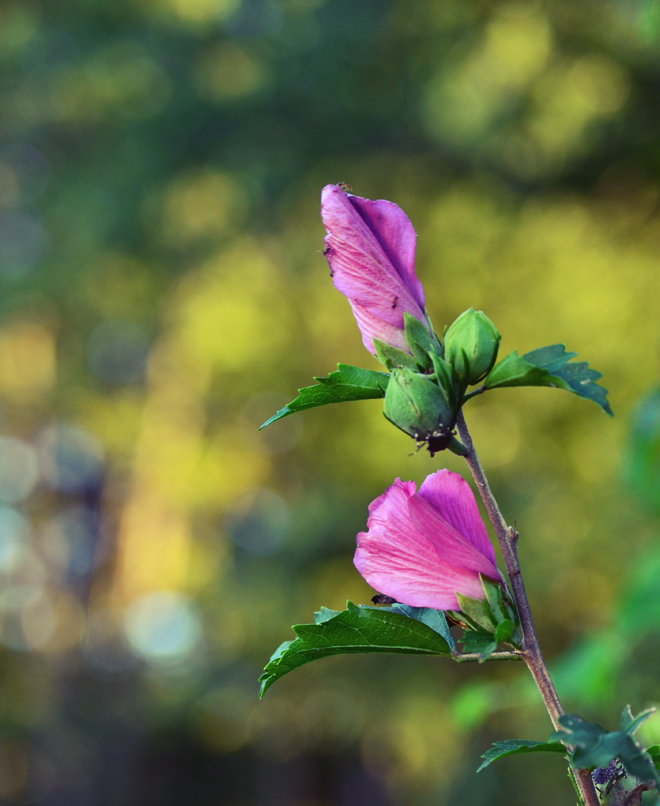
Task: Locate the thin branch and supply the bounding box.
[455,411,600,806]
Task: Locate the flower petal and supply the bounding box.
[353,478,491,610]
[418,469,497,566]
[346,193,424,310]
[321,186,428,347]
[407,493,501,581]
[349,301,411,354]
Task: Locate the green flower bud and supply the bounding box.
[384,367,457,455]
[443,308,501,386]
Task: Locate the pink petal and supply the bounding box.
[418,469,497,566]
[346,194,425,310]
[353,479,496,610]
[321,185,429,352]
[407,494,501,581]
[349,301,411,355]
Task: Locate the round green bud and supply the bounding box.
[443,308,501,386]
[384,367,457,454]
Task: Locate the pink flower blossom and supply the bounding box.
[354,469,503,610]
[321,184,431,355]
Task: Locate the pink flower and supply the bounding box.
[321,184,431,355]
[354,469,503,610]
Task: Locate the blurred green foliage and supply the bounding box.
[2,0,660,803]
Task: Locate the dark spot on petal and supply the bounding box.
[391,296,398,309]
[322,245,331,256]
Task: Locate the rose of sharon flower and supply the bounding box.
[321,184,432,355]
[354,469,503,610]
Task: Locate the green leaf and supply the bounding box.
[620,704,655,735]
[371,603,455,651]
[374,339,417,371]
[478,739,566,772]
[484,344,613,416]
[551,713,660,786]
[260,364,389,428]
[259,602,454,696]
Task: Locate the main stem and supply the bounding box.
[456,413,600,806]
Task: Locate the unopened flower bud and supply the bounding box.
[443,308,501,386]
[384,367,456,454]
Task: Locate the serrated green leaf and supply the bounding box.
[259,602,453,696]
[374,339,417,371]
[620,704,655,735]
[477,739,566,772]
[260,364,389,428]
[484,344,613,416]
[371,603,455,652]
[314,607,340,624]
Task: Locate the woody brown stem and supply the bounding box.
[456,412,599,806]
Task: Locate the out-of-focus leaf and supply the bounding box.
[484,344,612,416]
[259,602,453,696]
[625,387,660,513]
[478,739,566,772]
[551,712,660,786]
[260,364,389,428]
[620,705,655,735]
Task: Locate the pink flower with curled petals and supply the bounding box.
[354,469,503,611]
[321,184,433,355]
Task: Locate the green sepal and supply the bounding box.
[455,593,497,632]
[259,601,454,696]
[550,710,660,786]
[374,339,417,371]
[404,312,435,371]
[494,619,514,644]
[260,364,389,428]
[460,631,498,662]
[482,575,506,624]
[478,739,567,772]
[484,344,613,417]
[430,351,461,407]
